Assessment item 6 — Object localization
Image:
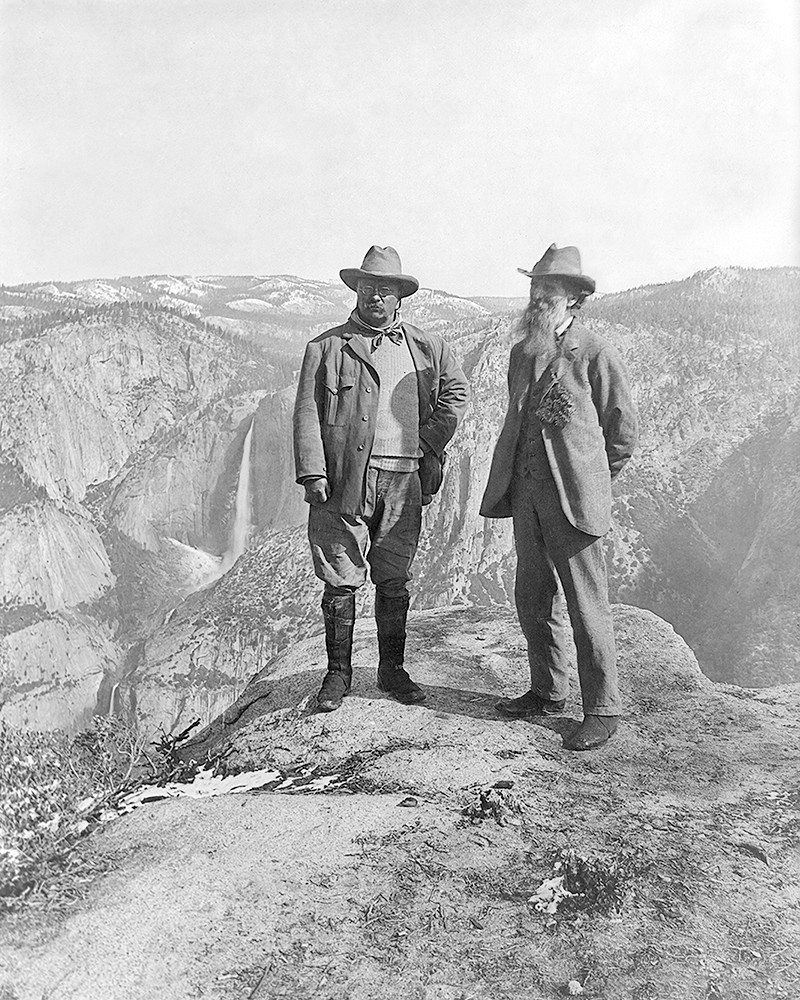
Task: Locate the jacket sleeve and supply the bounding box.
[589,344,638,480]
[293,339,327,483]
[507,343,519,394]
[419,339,470,456]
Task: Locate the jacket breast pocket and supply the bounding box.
[323,382,354,425]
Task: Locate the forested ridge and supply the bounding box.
[585,266,800,355]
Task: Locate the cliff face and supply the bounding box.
[251,387,308,532]
[0,611,120,731]
[2,316,227,504]
[648,413,800,686]
[107,391,267,553]
[0,302,277,730]
[119,526,320,736]
[0,501,113,611]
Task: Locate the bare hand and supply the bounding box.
[304,477,330,505]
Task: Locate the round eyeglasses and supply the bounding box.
[357,284,398,298]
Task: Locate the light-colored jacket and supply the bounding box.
[480,322,638,535]
[293,318,469,515]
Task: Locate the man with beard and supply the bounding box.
[294,245,469,713]
[480,244,638,751]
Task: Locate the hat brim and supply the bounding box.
[340,268,419,298]
[517,268,596,295]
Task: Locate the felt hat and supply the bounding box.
[340,245,419,298]
[517,244,596,295]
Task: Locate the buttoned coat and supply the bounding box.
[293,318,469,516]
[479,322,638,535]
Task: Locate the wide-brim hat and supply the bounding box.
[340,245,419,298]
[517,244,595,295]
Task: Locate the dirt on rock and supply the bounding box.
[1,605,799,1000]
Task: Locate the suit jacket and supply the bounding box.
[293,318,469,515]
[479,321,638,535]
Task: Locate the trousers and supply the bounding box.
[308,467,422,598]
[510,472,621,716]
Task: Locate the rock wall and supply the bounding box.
[118,525,321,735]
[0,307,274,730]
[251,386,307,532]
[0,611,121,732]
[0,501,113,611]
[108,392,266,553]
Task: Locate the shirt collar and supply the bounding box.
[556,315,574,338]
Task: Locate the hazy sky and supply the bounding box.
[1,0,797,295]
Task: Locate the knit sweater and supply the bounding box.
[367,331,422,472]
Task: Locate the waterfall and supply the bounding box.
[108,682,120,716]
[220,419,255,572]
[158,416,256,600]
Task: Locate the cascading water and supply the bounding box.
[158,416,256,606]
[220,419,255,572]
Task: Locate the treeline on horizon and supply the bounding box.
[0,298,273,362]
[2,266,798,361]
[585,268,800,354]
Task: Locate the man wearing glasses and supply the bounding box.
[294,246,469,713]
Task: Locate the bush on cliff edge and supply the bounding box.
[0,717,154,910]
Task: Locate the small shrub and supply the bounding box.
[462,783,523,827]
[556,847,641,914]
[530,847,643,918]
[0,716,153,908]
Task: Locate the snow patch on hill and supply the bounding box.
[228,298,278,314]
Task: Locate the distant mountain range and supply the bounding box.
[0,275,493,352]
[0,266,798,734]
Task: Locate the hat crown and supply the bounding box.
[517,243,596,295]
[359,245,404,278]
[339,245,419,297]
[531,244,583,279]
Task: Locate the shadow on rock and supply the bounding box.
[176,604,710,772]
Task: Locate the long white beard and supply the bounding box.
[518,299,563,361]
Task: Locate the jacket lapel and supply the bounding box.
[341,324,379,377]
[510,354,534,412]
[560,321,581,360]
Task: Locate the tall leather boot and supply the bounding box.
[316,592,355,713]
[375,591,426,705]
